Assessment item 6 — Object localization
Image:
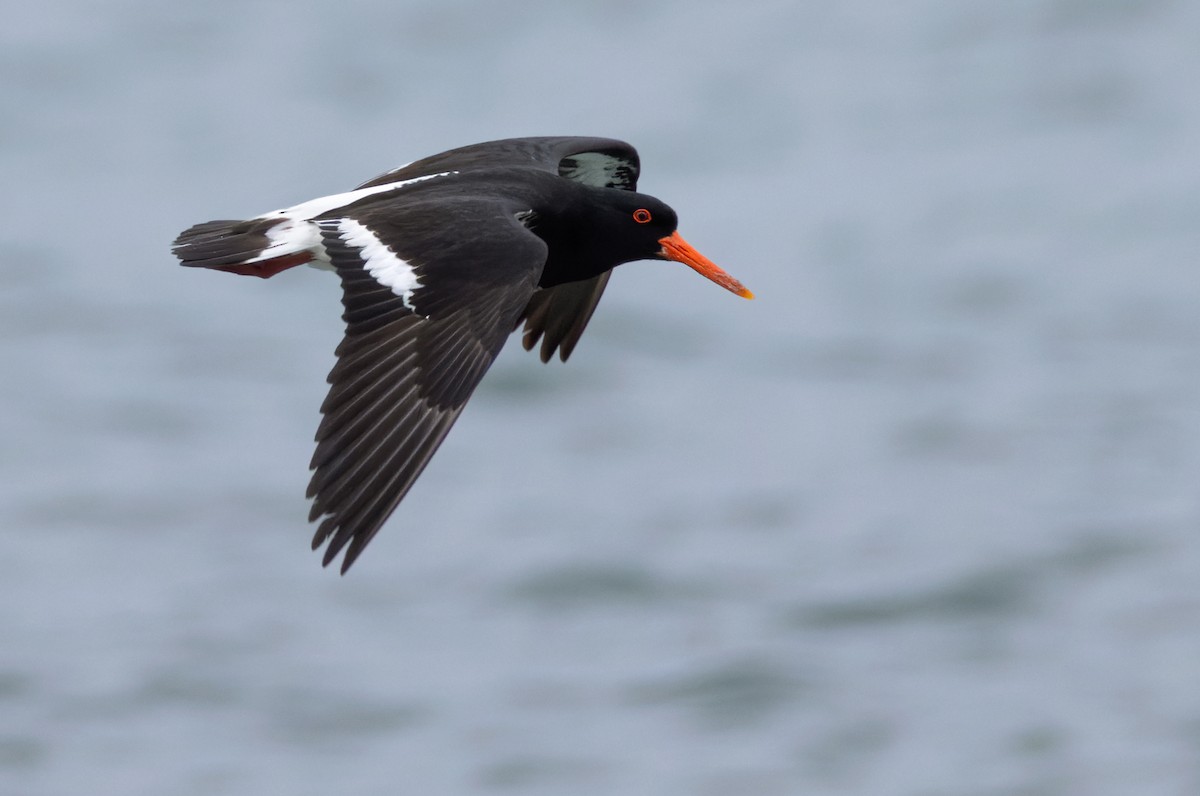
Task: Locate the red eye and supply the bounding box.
[632,208,652,224]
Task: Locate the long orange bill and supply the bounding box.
[658,231,754,299]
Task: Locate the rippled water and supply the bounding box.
[3,1,1199,794]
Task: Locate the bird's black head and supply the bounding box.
[535,183,753,298]
[589,190,679,264]
[595,189,754,299]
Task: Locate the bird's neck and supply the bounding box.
[527,191,629,289]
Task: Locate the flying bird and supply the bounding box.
[172,136,753,572]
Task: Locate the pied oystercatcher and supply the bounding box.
[173,136,752,572]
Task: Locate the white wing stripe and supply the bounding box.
[338,219,421,309]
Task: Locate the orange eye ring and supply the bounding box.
[632,208,653,224]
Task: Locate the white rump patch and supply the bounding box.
[558,152,633,188]
[244,170,457,271]
[244,218,325,265]
[338,219,421,308]
[259,170,457,222]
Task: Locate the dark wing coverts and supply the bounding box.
[360,137,641,364]
[309,198,546,572]
[357,136,640,192]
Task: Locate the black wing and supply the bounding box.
[517,272,612,363]
[360,138,638,362]
[307,197,547,572]
[357,136,640,192]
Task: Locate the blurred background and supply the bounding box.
[2,1,1199,794]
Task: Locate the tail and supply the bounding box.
[172,217,316,279]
